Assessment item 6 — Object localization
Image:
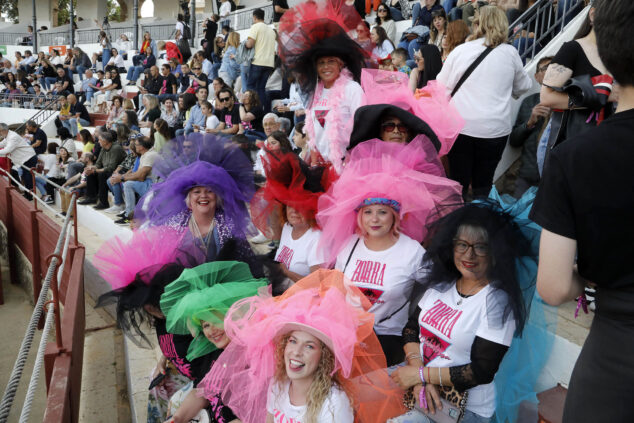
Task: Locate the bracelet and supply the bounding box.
[406,353,421,362]
[426,367,431,385]
[438,367,443,387]
[418,367,428,409]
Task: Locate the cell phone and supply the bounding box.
[148,368,170,389]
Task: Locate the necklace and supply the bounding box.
[456,279,485,306]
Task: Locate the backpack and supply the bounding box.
[166,41,184,64]
[182,23,192,40]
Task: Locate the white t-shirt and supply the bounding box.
[219,1,232,18]
[267,380,353,423]
[436,37,533,138]
[311,79,364,162]
[372,39,395,59]
[416,284,515,418]
[175,21,185,40]
[39,154,61,178]
[335,234,425,336]
[275,223,323,277]
[206,115,220,130]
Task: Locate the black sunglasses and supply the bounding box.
[192,67,201,70]
[219,97,232,102]
[380,122,408,133]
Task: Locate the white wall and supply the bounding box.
[0,107,59,137]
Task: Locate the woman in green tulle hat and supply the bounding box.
[160,260,267,423]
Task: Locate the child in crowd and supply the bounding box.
[202,100,220,133]
[378,55,396,72]
[391,48,411,76]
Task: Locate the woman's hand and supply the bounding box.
[152,355,168,384]
[422,383,443,414]
[390,365,421,390]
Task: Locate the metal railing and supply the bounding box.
[0,32,31,45]
[229,4,274,31]
[76,25,136,45]
[508,0,587,63]
[14,96,59,134]
[0,166,81,423]
[0,93,56,111]
[141,23,179,43]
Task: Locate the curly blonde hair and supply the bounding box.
[274,333,351,423]
[473,6,509,48]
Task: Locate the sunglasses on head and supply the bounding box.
[219,96,232,102]
[380,122,408,133]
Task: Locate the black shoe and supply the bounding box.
[116,210,127,218]
[114,216,130,225]
[78,197,97,205]
[22,192,33,201]
[93,203,109,210]
[127,81,136,86]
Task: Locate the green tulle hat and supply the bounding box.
[160,261,267,360]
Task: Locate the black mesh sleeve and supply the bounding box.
[448,336,509,392]
[402,306,421,345]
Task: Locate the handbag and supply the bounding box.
[404,384,469,423]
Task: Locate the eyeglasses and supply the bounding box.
[380,122,408,133]
[537,64,549,73]
[219,97,232,102]
[453,239,489,257]
[192,67,201,70]
[378,8,387,12]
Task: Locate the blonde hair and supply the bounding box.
[473,6,508,48]
[224,31,240,52]
[274,333,349,423]
[355,205,401,239]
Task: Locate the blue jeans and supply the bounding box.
[44,76,57,91]
[442,0,457,14]
[390,7,404,21]
[35,175,48,196]
[127,65,144,82]
[66,117,91,136]
[388,409,490,423]
[123,179,153,216]
[85,89,95,103]
[211,62,221,80]
[240,63,251,93]
[247,64,273,112]
[106,178,124,205]
[101,48,111,71]
[74,65,87,80]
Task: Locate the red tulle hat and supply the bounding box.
[250,151,337,239]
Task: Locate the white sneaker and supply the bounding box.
[105,204,125,214]
[249,232,269,244]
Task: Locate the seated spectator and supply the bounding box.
[35,143,62,203]
[19,50,37,73]
[177,62,193,94]
[188,62,209,91]
[126,45,155,85]
[211,87,240,135]
[70,47,92,81]
[80,128,126,209]
[196,101,220,133]
[64,94,91,137]
[272,75,306,126]
[77,68,98,104]
[151,119,171,152]
[160,98,180,129]
[60,151,95,214]
[115,136,159,224]
[138,94,161,132]
[30,84,47,109]
[37,58,57,91]
[122,110,140,132]
[180,86,209,135]
[253,113,281,173]
[408,44,443,91]
[211,76,229,107]
[56,126,78,160]
[105,48,126,74]
[95,68,122,113]
[138,66,163,102]
[50,49,64,67]
[375,4,397,44]
[158,63,178,101]
[16,69,34,94]
[428,8,447,49]
[25,120,48,155]
[239,89,265,139]
[218,32,241,89]
[123,98,135,111]
[56,94,71,123]
[134,32,158,66]
[293,121,310,161]
[114,34,133,59]
[175,93,196,131]
[391,48,412,75]
[105,138,138,215]
[106,95,125,129]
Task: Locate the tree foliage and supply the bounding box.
[107,0,123,22]
[0,0,19,23]
[57,0,77,26]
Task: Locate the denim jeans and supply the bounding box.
[123,179,153,216]
[387,409,491,423]
[67,117,91,136]
[74,65,87,80]
[247,64,273,112]
[211,62,221,80]
[132,54,145,66]
[442,0,457,14]
[240,63,251,93]
[35,175,48,196]
[390,7,404,21]
[127,65,144,82]
[397,39,425,61]
[101,48,111,71]
[85,89,95,103]
[106,178,124,205]
[44,76,57,91]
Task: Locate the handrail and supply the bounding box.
[507,0,586,63]
[14,96,59,134]
[0,167,77,422]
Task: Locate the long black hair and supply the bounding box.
[416,201,534,335]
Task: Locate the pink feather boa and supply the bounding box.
[305,68,359,174]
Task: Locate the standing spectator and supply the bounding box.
[246,8,276,110]
[24,120,48,155]
[530,1,634,421]
[437,6,532,199]
[80,129,126,209]
[0,123,38,197]
[203,15,219,59]
[441,20,470,62]
[97,28,112,70]
[218,31,240,89]
[273,0,289,23]
[375,4,397,44]
[411,0,443,28]
[219,0,232,28]
[64,94,91,137]
[116,137,159,224]
[182,86,209,135]
[509,56,552,198]
[175,14,186,41]
[211,88,240,135]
